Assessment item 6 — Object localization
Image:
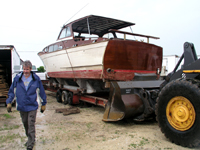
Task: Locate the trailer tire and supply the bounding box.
[67,92,73,105]
[62,91,68,105]
[56,89,62,103]
[156,79,200,147]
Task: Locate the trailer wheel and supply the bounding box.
[56,89,62,103]
[156,80,200,147]
[62,91,68,105]
[67,92,73,105]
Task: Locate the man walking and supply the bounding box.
[6,60,47,150]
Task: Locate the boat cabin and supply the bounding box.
[41,15,159,54]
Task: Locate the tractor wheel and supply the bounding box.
[62,91,68,105]
[156,79,200,147]
[67,92,73,105]
[56,89,62,103]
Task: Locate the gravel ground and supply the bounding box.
[0,91,197,150]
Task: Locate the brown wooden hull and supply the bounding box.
[103,40,162,80]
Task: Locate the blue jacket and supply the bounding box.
[6,72,47,112]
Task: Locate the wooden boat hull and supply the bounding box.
[39,39,162,81]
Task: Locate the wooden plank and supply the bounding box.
[0,82,8,88]
[0,79,6,83]
[55,108,68,113]
[0,91,8,97]
[0,85,7,88]
[55,107,80,115]
[63,109,80,116]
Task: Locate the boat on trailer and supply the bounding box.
[38,15,162,95]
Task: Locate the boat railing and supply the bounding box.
[109,29,159,43]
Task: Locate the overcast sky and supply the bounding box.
[1,0,200,68]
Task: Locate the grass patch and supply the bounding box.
[129,134,134,138]
[102,137,106,141]
[86,122,92,129]
[55,135,60,141]
[63,148,71,150]
[115,130,120,134]
[1,114,15,119]
[0,133,25,143]
[128,137,149,148]
[77,144,82,149]
[72,132,82,139]
[0,124,20,131]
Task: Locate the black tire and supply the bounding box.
[67,92,73,105]
[56,89,62,103]
[62,91,68,105]
[156,80,200,147]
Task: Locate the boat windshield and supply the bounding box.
[59,27,71,39]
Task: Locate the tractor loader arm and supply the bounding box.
[161,42,200,88]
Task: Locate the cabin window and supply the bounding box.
[43,48,48,52]
[54,44,58,51]
[59,28,66,39]
[58,45,63,50]
[49,45,54,52]
[59,27,71,39]
[48,44,61,52]
[66,27,71,36]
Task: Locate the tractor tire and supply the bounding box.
[56,89,62,103]
[67,92,73,105]
[156,79,200,147]
[62,91,68,105]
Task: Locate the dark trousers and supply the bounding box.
[20,110,37,149]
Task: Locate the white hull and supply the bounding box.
[40,41,109,74]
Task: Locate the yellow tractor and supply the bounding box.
[156,42,200,147]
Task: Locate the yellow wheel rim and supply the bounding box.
[166,96,196,131]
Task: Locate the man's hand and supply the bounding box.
[40,105,46,113]
[7,103,12,112]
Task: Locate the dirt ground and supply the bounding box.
[0,91,198,150]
